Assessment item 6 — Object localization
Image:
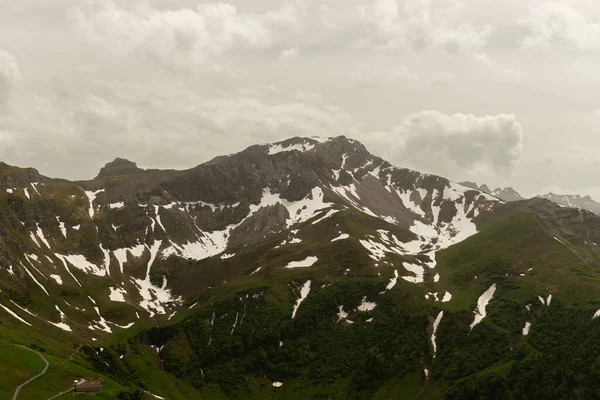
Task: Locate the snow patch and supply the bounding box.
[109,202,125,209]
[285,256,318,269]
[56,217,67,238]
[331,233,350,242]
[269,141,315,155]
[385,270,399,291]
[470,284,497,330]
[401,262,425,283]
[441,291,452,302]
[357,296,377,312]
[291,280,311,319]
[57,254,105,276]
[85,189,104,218]
[50,274,63,285]
[311,209,340,225]
[109,287,127,302]
[522,322,531,336]
[431,311,443,357]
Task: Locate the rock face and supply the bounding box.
[0,162,42,191]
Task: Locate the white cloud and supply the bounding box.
[71,0,297,69]
[430,71,456,86]
[0,82,360,178]
[279,47,299,60]
[474,52,492,66]
[503,69,525,81]
[0,49,19,111]
[364,111,524,180]
[351,63,420,85]
[521,2,600,50]
[357,0,492,53]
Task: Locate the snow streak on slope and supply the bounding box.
[85,189,104,218]
[385,270,399,291]
[0,304,32,326]
[56,217,67,237]
[431,311,443,357]
[55,254,83,287]
[470,284,497,330]
[291,280,311,319]
[50,305,72,332]
[132,241,182,317]
[522,322,531,335]
[331,233,350,242]
[21,262,49,296]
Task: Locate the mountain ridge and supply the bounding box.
[3,136,600,398]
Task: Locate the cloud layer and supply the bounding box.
[71,0,296,69]
[365,111,524,181]
[0,49,19,111]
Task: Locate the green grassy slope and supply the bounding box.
[0,345,46,399]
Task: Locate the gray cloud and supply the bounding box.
[0,81,360,178]
[356,0,492,54]
[70,0,297,70]
[364,111,524,181]
[0,49,19,111]
[521,2,600,50]
[4,0,600,199]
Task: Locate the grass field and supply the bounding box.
[0,345,46,400]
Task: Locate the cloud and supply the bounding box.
[0,81,360,178]
[71,0,297,69]
[351,63,420,85]
[521,2,600,50]
[356,0,492,53]
[0,49,19,111]
[364,111,524,180]
[279,47,299,60]
[430,71,456,86]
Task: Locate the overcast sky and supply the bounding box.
[1,0,600,198]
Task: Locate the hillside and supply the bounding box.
[3,137,600,398]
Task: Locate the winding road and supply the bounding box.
[11,345,49,400]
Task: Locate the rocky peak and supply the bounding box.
[492,187,524,202]
[0,162,42,189]
[96,158,142,178]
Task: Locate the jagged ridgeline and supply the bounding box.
[3,137,600,399]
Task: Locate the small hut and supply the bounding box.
[73,379,102,393]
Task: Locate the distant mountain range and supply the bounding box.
[460,181,525,202]
[460,181,600,215]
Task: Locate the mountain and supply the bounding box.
[459,181,524,202]
[460,181,600,216]
[537,192,600,215]
[3,136,600,398]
